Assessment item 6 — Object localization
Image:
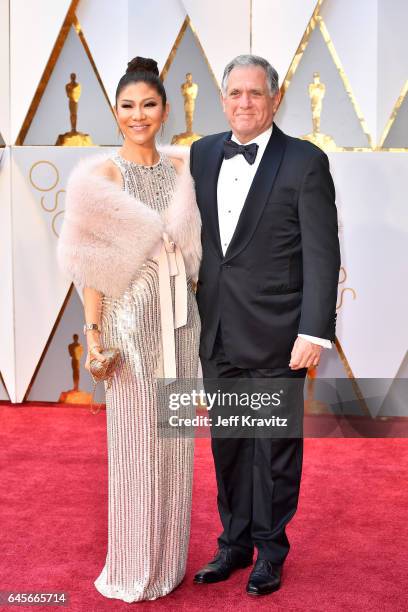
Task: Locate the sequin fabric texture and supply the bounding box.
[94,152,200,602]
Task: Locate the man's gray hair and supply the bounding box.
[221,54,279,96]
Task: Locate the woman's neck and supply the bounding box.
[119,141,160,166]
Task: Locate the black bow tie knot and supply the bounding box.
[223,139,259,165]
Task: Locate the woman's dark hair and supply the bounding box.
[115,57,167,107]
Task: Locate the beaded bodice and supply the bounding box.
[110,151,177,213]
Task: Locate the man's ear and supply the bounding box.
[273,90,282,113]
[220,92,226,113]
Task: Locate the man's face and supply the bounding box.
[221,66,280,143]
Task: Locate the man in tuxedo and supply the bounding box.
[190,55,340,596]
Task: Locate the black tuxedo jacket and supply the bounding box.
[190,123,341,369]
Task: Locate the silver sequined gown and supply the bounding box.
[94,152,200,602]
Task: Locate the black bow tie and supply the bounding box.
[223,139,259,165]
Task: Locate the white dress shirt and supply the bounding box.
[217,125,331,349]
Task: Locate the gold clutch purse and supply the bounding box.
[89,348,120,414]
[90,348,121,382]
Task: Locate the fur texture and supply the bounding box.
[57,145,202,298]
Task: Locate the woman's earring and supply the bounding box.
[161,122,165,138]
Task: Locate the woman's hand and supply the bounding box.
[85,345,107,372]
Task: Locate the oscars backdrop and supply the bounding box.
[0,0,407,416]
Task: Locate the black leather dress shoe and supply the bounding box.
[246,560,282,595]
[194,548,253,584]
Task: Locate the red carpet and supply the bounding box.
[0,402,407,612]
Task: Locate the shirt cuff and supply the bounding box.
[298,334,332,349]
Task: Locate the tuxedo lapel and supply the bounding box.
[201,131,231,257]
[224,124,286,262]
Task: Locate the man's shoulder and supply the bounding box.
[281,129,327,160]
[193,131,230,151]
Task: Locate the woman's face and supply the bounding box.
[115,81,169,145]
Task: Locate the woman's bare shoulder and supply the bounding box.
[92,158,122,186]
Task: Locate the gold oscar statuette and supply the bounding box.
[59,333,92,404]
[55,73,93,146]
[171,72,203,146]
[301,72,336,151]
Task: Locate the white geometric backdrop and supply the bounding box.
[0,0,407,404]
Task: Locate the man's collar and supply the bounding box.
[231,124,273,147]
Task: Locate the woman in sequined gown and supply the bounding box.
[57,57,201,602]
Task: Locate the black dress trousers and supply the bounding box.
[201,326,307,565]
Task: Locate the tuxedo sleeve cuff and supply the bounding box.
[298,334,332,349]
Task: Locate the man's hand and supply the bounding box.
[289,336,322,370]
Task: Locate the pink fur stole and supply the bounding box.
[57,145,201,298]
